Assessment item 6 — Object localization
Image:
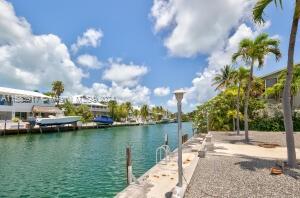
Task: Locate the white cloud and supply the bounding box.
[154,87,170,96]
[76,54,102,69]
[0,0,86,92]
[71,28,103,53]
[151,0,254,57]
[102,59,148,87]
[0,0,151,106]
[82,82,151,105]
[178,22,270,109]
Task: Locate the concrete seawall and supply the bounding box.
[116,135,205,198]
[0,122,141,135]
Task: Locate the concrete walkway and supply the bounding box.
[116,136,204,198]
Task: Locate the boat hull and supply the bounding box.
[93,116,113,125]
[36,116,81,126]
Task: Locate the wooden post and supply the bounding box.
[164,133,168,145]
[57,125,60,133]
[17,120,20,135]
[4,120,6,136]
[126,146,132,185]
[39,126,43,134]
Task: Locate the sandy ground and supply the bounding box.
[211,131,300,148]
[185,132,300,198]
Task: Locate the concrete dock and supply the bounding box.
[116,136,204,198]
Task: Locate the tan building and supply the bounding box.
[260,66,300,109]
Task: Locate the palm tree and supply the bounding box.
[124,102,133,121]
[232,33,281,142]
[213,65,236,132]
[253,0,299,168]
[140,105,149,121]
[212,65,235,90]
[108,100,117,120]
[51,81,64,106]
[232,67,249,135]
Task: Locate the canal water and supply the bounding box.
[0,122,192,197]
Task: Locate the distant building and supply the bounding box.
[260,65,300,109]
[70,95,109,117]
[0,86,60,121]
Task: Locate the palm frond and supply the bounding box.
[253,0,282,23]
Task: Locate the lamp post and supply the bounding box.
[174,89,185,187]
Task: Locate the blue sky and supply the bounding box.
[1,0,299,112]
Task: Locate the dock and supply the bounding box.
[0,121,141,135]
[116,135,205,198]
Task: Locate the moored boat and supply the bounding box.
[36,116,81,126]
[93,116,113,125]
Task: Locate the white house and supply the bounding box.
[69,95,109,117]
[0,86,60,121]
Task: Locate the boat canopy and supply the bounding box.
[32,106,63,114]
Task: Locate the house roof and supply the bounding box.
[259,67,285,79]
[259,64,300,79]
[0,87,51,98]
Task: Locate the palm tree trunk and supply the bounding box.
[236,83,241,135]
[282,0,299,168]
[232,117,235,132]
[244,60,254,142]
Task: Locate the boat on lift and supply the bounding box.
[36,115,81,126]
[93,116,114,125]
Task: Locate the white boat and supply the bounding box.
[36,116,81,126]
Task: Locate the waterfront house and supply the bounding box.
[0,86,60,121]
[70,95,109,117]
[260,65,300,109]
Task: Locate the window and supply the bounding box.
[265,78,277,88]
[15,112,28,121]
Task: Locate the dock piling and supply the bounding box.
[17,121,20,135]
[4,120,6,136]
[126,146,132,185]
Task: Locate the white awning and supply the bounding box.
[0,87,50,98]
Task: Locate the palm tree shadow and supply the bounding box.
[226,138,262,145]
[234,155,300,179]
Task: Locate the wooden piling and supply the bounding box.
[126,146,132,185]
[164,133,168,145]
[4,120,6,136]
[17,121,20,135]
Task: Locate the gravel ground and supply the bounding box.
[210,131,300,148]
[185,155,300,198]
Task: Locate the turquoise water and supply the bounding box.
[0,123,192,197]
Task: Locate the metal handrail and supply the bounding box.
[156,144,170,164]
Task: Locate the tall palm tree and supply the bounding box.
[140,104,149,121]
[51,81,64,106]
[108,100,117,120]
[232,67,249,135]
[253,0,299,168]
[232,33,281,142]
[213,65,237,132]
[124,102,133,121]
[212,65,235,90]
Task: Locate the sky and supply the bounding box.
[0,0,299,112]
